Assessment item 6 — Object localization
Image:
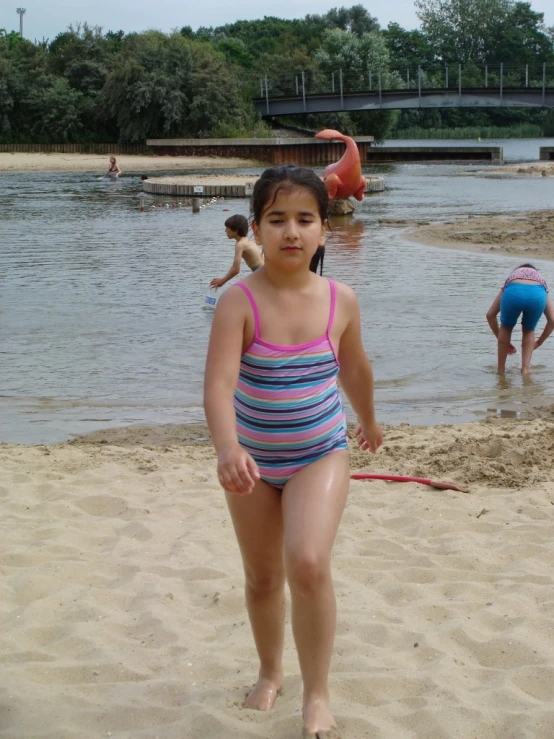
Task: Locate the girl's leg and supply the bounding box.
[281,450,350,734]
[497,325,513,373]
[225,479,286,710]
[521,327,535,374]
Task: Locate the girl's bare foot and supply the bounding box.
[302,696,340,736]
[243,673,283,711]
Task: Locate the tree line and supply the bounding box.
[0,1,553,144]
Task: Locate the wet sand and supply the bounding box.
[403,209,554,261]
[2,418,554,737]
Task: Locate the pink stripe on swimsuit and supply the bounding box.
[234,279,348,488]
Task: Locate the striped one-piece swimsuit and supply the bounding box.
[234,279,348,489]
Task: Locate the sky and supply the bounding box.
[1,0,553,42]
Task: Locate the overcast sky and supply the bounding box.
[2,0,553,42]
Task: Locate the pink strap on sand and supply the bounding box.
[237,283,260,340]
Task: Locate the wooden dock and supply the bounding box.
[142,175,385,198]
[366,146,503,163]
[147,138,502,164]
[146,137,375,166]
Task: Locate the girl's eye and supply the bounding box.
[269,219,283,224]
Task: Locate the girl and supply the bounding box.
[106,156,121,180]
[486,263,554,374]
[204,165,382,738]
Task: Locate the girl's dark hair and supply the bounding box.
[518,263,536,269]
[309,246,325,275]
[252,165,329,224]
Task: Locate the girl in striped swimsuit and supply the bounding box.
[204,166,382,739]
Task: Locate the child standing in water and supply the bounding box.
[204,166,382,738]
[105,156,121,180]
[210,214,264,289]
[486,263,554,374]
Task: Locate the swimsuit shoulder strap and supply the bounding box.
[237,282,260,341]
[327,279,336,336]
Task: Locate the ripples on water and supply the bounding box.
[2,139,554,443]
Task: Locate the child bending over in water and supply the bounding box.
[210,214,264,289]
[204,166,382,738]
[486,263,554,374]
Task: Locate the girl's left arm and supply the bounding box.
[337,285,382,453]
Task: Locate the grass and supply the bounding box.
[389,124,543,139]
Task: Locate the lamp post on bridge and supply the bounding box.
[16,7,26,38]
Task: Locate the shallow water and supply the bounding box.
[2,138,554,443]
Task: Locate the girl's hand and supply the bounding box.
[217,445,260,495]
[508,343,517,354]
[355,421,383,454]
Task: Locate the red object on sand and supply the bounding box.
[350,473,468,493]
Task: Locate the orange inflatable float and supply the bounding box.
[315,129,366,201]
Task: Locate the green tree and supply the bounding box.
[313,29,399,140]
[306,5,380,36]
[383,23,436,67]
[101,32,254,142]
[489,2,554,65]
[414,0,514,62]
[27,77,84,141]
[101,32,194,142]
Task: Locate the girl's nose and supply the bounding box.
[283,218,299,239]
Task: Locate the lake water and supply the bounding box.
[2,138,554,443]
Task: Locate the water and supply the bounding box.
[2,139,554,443]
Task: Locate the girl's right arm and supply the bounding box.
[203,289,259,495]
[486,291,502,337]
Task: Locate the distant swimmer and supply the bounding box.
[106,156,121,180]
[210,215,264,289]
[486,263,554,374]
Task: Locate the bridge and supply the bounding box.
[253,63,553,116]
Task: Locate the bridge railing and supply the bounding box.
[254,62,553,101]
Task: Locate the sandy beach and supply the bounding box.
[401,209,554,261]
[2,418,554,738]
[0,152,262,173]
[490,161,554,177]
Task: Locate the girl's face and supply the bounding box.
[252,186,325,270]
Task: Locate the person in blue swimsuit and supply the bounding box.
[487,263,554,374]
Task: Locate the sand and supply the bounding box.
[401,209,554,261]
[0,153,262,173]
[147,174,260,186]
[2,418,554,738]
[490,162,554,177]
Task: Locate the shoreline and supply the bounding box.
[5,414,554,489]
[0,152,263,173]
[400,209,554,261]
